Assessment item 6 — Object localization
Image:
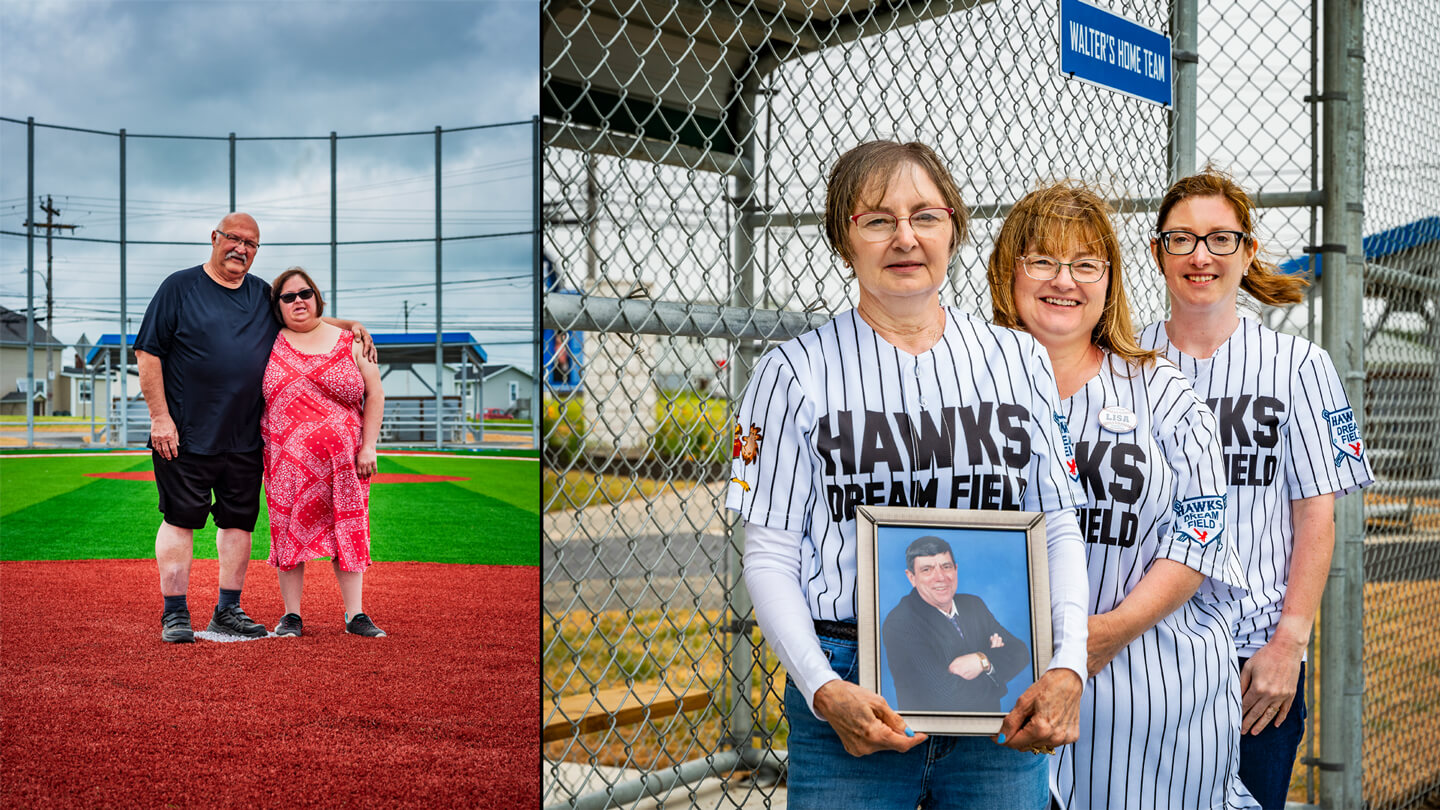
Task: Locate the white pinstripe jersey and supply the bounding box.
[726,307,1084,622]
[1049,353,1257,810]
[1139,318,1374,655]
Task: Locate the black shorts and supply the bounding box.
[153,449,264,531]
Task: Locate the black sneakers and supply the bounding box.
[274,613,303,638]
[345,613,387,638]
[161,609,194,643]
[207,605,267,638]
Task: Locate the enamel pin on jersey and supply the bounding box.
[1097,406,1137,434]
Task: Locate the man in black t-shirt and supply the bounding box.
[136,213,371,644]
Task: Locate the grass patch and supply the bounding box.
[0,453,150,516]
[471,420,534,432]
[542,470,671,513]
[0,452,538,566]
[1354,578,1440,807]
[653,391,731,465]
[544,608,786,771]
[0,415,93,423]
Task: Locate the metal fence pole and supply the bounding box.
[1168,0,1198,182]
[533,115,542,449]
[228,132,236,212]
[331,131,338,314]
[434,126,444,449]
[25,117,35,446]
[721,59,770,757]
[1339,0,1367,805]
[119,129,128,448]
[1319,0,1363,804]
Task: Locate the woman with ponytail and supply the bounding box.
[1138,170,1373,809]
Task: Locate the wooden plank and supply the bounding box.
[544,683,713,742]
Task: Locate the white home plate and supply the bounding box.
[194,631,278,642]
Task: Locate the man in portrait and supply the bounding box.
[881,535,1030,713]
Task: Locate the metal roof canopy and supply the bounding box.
[1280,216,1440,306]
[85,332,487,369]
[542,0,996,343]
[1281,216,1440,278]
[543,0,993,173]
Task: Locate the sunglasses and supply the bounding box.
[278,288,315,304]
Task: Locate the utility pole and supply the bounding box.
[403,299,426,333]
[22,195,77,417]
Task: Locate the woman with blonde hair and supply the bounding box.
[1139,171,1372,808]
[989,180,1257,809]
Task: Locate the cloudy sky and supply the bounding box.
[0,0,538,368]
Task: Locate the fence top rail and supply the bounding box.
[0,116,531,140]
[0,230,536,248]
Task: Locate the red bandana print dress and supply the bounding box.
[261,330,371,572]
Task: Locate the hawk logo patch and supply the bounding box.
[731,421,764,492]
[1322,407,1364,467]
[1053,412,1079,481]
[741,424,763,464]
[1173,494,1226,546]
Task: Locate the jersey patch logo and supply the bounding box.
[740,424,763,464]
[731,422,764,492]
[1053,412,1079,481]
[1322,407,1364,467]
[1173,494,1226,546]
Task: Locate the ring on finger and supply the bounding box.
[1027,745,1056,755]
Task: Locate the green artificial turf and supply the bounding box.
[0,453,539,566]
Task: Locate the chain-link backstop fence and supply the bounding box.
[0,116,539,451]
[1351,0,1440,806]
[542,0,1438,807]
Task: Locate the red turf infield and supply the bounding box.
[0,559,539,808]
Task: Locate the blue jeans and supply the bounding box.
[784,633,1048,810]
[1237,659,1306,810]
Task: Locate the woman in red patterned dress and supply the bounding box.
[261,267,387,638]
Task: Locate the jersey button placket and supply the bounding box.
[905,356,929,477]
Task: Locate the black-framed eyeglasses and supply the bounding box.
[849,207,954,242]
[278,288,315,304]
[1156,230,1248,256]
[215,229,260,251]
[1018,255,1109,283]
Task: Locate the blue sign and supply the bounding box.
[542,322,584,393]
[1059,0,1172,107]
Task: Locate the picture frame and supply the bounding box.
[855,506,1052,736]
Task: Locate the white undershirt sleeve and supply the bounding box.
[743,521,840,718]
[1043,507,1089,682]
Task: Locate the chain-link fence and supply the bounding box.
[542,0,1439,807]
[1352,0,1440,805]
[0,116,540,451]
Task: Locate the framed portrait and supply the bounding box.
[855,506,1052,735]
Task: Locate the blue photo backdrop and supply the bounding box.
[875,524,1036,714]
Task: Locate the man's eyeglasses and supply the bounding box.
[278,288,315,304]
[1019,255,1109,283]
[216,230,260,252]
[1156,230,1248,256]
[849,207,954,242]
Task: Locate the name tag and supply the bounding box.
[1098,406,1137,434]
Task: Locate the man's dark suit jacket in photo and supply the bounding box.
[881,588,1030,713]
